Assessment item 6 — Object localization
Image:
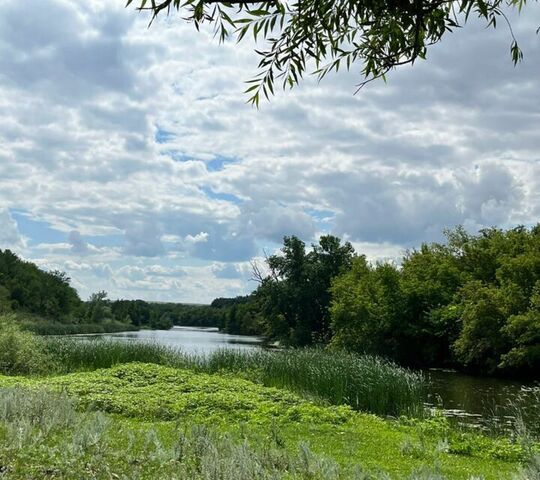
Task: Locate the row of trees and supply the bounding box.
[330,226,540,375]
[221,226,539,376]
[2,224,538,375]
[0,249,222,331]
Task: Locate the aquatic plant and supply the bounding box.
[42,336,181,372]
[186,348,427,417]
[0,377,527,480]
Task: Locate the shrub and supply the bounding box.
[0,316,55,375]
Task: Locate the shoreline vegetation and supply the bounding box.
[1,323,539,479]
[0,223,539,478]
[2,224,539,379]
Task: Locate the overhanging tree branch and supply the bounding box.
[128,0,534,103]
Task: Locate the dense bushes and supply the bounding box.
[0,317,54,375]
[328,226,540,375]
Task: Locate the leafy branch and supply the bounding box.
[127,0,534,104]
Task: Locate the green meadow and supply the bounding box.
[1,322,539,479]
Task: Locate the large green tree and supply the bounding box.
[129,0,533,104]
[257,234,355,344]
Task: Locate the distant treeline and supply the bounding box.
[0,249,225,334]
[0,248,254,335]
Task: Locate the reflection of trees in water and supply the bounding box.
[427,369,540,435]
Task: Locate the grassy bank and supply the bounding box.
[1,323,539,478]
[42,337,426,417]
[0,386,349,480]
[24,320,139,335]
[0,363,538,479]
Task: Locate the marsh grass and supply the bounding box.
[43,336,179,372]
[185,348,427,417]
[40,338,426,417]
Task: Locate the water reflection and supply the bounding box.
[77,326,263,354]
[427,368,540,434]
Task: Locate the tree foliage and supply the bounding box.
[0,250,81,320]
[329,225,540,375]
[255,235,355,344]
[128,0,532,103]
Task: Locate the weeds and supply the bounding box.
[0,386,503,479]
[0,387,346,479]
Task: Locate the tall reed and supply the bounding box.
[41,338,426,417]
[43,336,180,372]
[184,348,427,417]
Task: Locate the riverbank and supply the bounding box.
[24,320,140,335]
[1,362,538,479]
[1,323,539,478]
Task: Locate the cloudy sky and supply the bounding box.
[0,1,538,303]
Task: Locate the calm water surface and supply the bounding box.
[426,369,539,433]
[81,327,539,432]
[80,326,263,354]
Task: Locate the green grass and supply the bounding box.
[187,348,427,417]
[41,338,426,417]
[25,321,138,335]
[0,363,536,479]
[0,386,346,480]
[43,336,178,371]
[0,363,353,425]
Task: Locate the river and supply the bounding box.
[79,326,539,433]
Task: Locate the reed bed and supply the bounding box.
[43,336,180,372]
[188,349,427,417]
[41,337,427,417]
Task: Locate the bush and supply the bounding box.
[0,316,55,375]
[25,320,138,335]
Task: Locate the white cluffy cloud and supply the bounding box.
[0,1,538,302]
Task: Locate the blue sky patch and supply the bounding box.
[11,210,66,245]
[201,187,241,204]
[155,128,175,144]
[207,155,237,172]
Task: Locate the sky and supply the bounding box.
[0,1,539,303]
